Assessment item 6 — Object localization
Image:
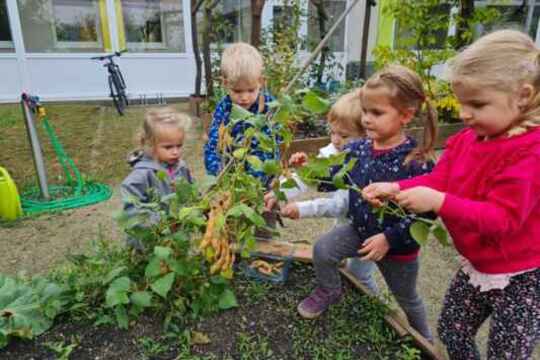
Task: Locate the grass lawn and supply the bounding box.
[0,102,537,358]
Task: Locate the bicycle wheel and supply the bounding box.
[109,75,126,116]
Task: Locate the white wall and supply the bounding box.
[17,54,195,102]
[0,57,22,102]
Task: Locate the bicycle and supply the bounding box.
[92,50,129,116]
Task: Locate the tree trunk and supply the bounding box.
[311,0,329,85]
[455,0,475,50]
[251,0,266,47]
[191,0,203,96]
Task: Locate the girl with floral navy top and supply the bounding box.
[291,65,437,342]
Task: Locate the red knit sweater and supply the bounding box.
[399,128,540,274]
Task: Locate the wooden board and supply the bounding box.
[253,240,444,360]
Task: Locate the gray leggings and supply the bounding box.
[313,224,433,341]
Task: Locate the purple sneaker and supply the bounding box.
[297,287,343,319]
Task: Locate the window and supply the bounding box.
[215,0,251,44]
[0,0,14,52]
[120,0,185,52]
[307,0,346,52]
[474,1,540,39]
[394,4,451,50]
[17,0,108,53]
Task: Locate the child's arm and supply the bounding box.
[282,190,349,219]
[363,137,456,204]
[203,100,228,176]
[120,171,161,225]
[431,153,540,239]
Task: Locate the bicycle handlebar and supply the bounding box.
[91,49,127,61]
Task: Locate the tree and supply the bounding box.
[251,0,266,47]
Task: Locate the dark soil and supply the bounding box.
[1,264,420,360]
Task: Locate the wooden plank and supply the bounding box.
[253,240,444,360]
[253,240,313,262]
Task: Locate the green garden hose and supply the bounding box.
[21,112,111,214]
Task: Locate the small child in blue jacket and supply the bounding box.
[203,42,276,186]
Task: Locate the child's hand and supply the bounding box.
[264,192,277,211]
[358,233,390,261]
[281,202,300,219]
[395,187,445,213]
[362,182,400,207]
[289,152,308,168]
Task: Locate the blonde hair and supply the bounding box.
[327,90,365,136]
[361,64,437,163]
[221,42,264,85]
[138,107,191,148]
[449,29,540,136]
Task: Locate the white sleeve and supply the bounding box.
[297,190,349,218]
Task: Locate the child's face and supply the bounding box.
[452,81,523,139]
[226,78,263,109]
[361,87,413,148]
[329,122,363,151]
[152,126,184,166]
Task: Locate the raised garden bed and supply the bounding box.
[285,123,465,158]
[1,263,425,360]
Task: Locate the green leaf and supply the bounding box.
[233,148,248,159]
[102,266,128,285]
[156,170,167,181]
[145,257,161,278]
[130,291,153,308]
[151,273,176,298]
[280,178,298,189]
[409,221,430,246]
[105,276,131,307]
[246,156,263,171]
[114,305,129,329]
[273,107,290,122]
[262,160,280,176]
[302,91,330,114]
[218,289,238,310]
[230,104,253,121]
[0,275,64,347]
[432,223,449,247]
[154,246,172,259]
[226,204,265,227]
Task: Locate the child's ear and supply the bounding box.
[222,76,229,88]
[400,107,416,125]
[517,84,535,109]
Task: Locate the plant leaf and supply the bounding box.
[409,221,430,246]
[432,223,449,247]
[226,204,265,227]
[150,273,175,298]
[218,289,238,309]
[154,246,172,260]
[105,276,131,307]
[302,90,330,114]
[130,291,152,308]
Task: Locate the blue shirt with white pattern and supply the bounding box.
[320,137,434,255]
[203,93,277,186]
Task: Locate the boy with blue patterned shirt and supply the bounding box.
[203,42,276,186]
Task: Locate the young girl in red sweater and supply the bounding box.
[363,30,540,359]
